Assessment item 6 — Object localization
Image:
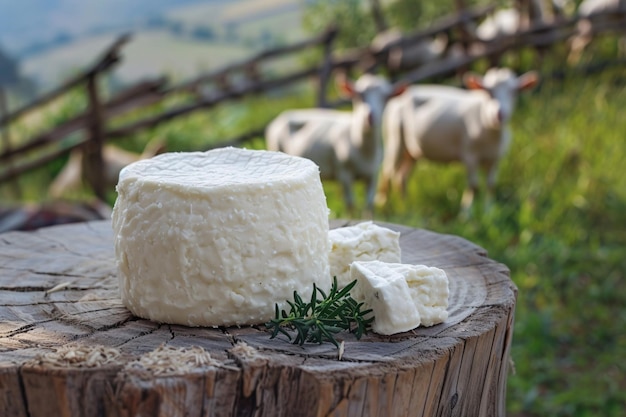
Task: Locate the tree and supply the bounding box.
[302,0,377,49]
[302,0,491,46]
[385,0,425,31]
[385,0,480,31]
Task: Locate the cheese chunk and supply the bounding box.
[350,260,449,335]
[111,147,331,327]
[401,263,450,327]
[328,221,401,288]
[350,261,420,335]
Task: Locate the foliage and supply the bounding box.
[383,0,487,31]
[384,0,425,31]
[301,0,496,47]
[302,0,377,49]
[266,277,374,347]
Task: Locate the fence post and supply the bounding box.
[83,74,106,201]
[453,1,474,74]
[317,27,338,108]
[0,86,21,198]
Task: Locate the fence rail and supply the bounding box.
[0,25,341,197]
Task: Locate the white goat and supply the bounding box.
[568,0,626,64]
[376,67,539,212]
[265,74,406,215]
[48,138,165,199]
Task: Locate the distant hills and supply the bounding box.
[0,0,201,56]
[0,0,306,93]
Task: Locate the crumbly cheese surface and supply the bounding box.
[350,261,420,335]
[111,147,331,327]
[350,260,449,335]
[328,221,401,288]
[392,263,449,327]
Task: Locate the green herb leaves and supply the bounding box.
[265,278,374,348]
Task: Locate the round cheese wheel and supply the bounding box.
[111,147,330,326]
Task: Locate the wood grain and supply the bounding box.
[0,220,516,417]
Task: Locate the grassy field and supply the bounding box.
[3,56,625,416]
[325,65,626,417]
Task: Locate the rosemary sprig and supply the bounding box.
[265,277,374,348]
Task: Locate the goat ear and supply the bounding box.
[463,72,484,90]
[391,82,408,98]
[517,71,539,91]
[337,78,356,98]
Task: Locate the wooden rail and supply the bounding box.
[0,34,131,129]
[0,27,340,189]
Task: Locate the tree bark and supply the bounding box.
[0,220,517,417]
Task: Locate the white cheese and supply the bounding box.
[401,263,450,327]
[328,221,401,288]
[350,261,420,335]
[111,147,331,327]
[350,260,449,335]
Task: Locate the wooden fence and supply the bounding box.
[0,26,343,200]
[1,3,624,200]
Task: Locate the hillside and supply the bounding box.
[3,0,305,92]
[21,31,256,89]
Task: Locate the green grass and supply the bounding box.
[367,67,626,417]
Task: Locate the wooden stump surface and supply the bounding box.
[0,220,517,417]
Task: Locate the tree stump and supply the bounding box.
[0,220,517,417]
